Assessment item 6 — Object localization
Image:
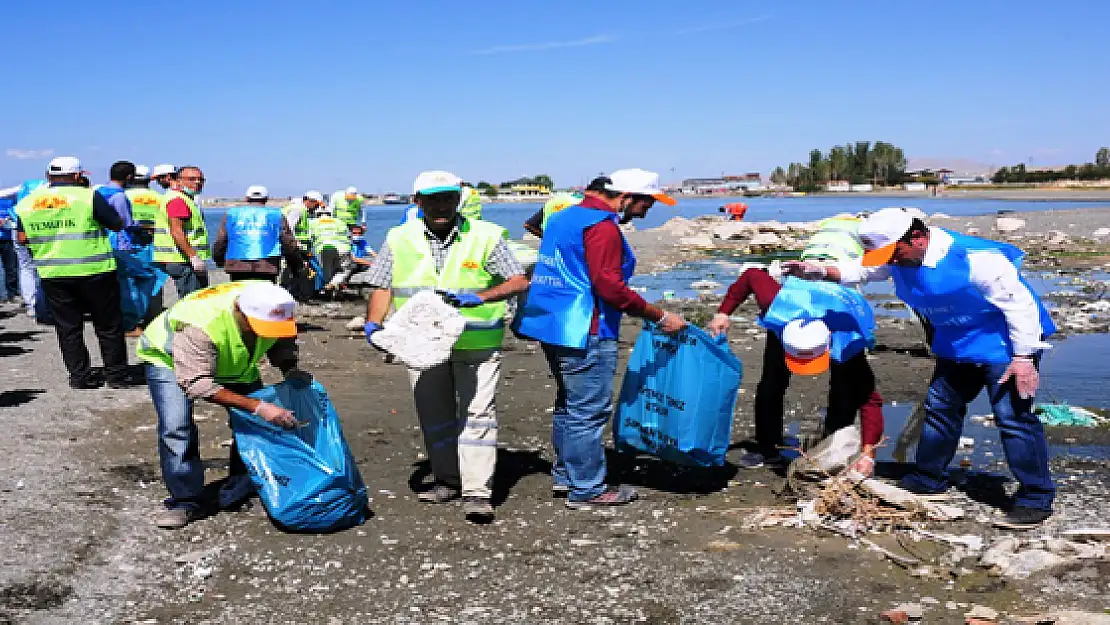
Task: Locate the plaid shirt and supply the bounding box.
[364,216,524,289]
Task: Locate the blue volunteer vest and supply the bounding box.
[0,198,14,242]
[892,230,1056,365]
[351,238,371,259]
[515,205,635,348]
[96,185,133,250]
[759,276,876,362]
[225,205,283,260]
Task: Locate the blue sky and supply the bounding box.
[1,0,1107,195]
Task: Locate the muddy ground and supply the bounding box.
[2,288,1108,624]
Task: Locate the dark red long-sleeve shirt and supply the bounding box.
[718,268,781,315]
[719,268,884,446]
[579,196,659,334]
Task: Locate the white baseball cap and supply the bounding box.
[781,319,831,375]
[606,168,677,206]
[245,185,269,200]
[412,170,462,195]
[303,190,325,203]
[858,207,916,267]
[46,156,82,176]
[237,282,297,338]
[345,186,359,195]
[134,165,151,179]
[152,163,175,177]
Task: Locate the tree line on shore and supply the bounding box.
[770,141,908,192]
[992,147,1110,184]
[474,175,555,197]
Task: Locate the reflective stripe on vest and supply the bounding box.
[153,190,209,263]
[800,216,863,264]
[310,217,351,255]
[459,189,483,220]
[135,281,277,381]
[14,186,117,279]
[386,219,508,350]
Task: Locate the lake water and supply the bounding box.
[201,195,1106,252]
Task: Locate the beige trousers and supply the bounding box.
[407,348,501,499]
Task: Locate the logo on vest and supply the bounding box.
[32,195,72,210]
[461,260,480,270]
[132,195,159,206]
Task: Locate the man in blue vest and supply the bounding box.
[212,185,306,283]
[515,168,686,510]
[786,207,1056,529]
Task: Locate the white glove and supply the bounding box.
[999,356,1040,399]
[254,401,296,428]
[189,256,207,273]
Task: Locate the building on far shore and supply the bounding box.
[504,183,550,196]
[681,173,762,194]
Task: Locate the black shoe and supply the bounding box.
[462,497,495,523]
[69,377,104,390]
[993,505,1052,530]
[107,373,144,389]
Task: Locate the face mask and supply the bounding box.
[181,187,198,197]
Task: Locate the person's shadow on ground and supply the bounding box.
[407,448,554,507]
[608,448,739,495]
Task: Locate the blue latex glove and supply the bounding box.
[437,290,484,308]
[364,321,386,352]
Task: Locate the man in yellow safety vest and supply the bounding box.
[362,170,529,522]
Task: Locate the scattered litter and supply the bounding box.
[1035,403,1108,427]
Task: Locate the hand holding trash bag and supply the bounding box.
[707,313,730,337]
[657,311,687,334]
[436,290,483,308]
[254,401,297,428]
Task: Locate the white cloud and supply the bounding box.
[5,148,54,160]
[676,15,772,35]
[472,34,616,56]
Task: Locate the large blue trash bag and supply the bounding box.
[614,322,743,467]
[116,246,167,330]
[230,380,369,532]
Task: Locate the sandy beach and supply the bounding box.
[1,205,1109,623]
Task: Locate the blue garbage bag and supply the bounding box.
[614,322,742,467]
[115,245,167,330]
[230,380,369,532]
[308,255,326,292]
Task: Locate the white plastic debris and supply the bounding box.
[371,291,466,370]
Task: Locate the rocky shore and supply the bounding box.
[0,206,1108,624]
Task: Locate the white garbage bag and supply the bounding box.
[371,291,466,370]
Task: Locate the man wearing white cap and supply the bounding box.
[282,190,323,252]
[785,207,1057,529]
[363,170,529,522]
[15,156,135,389]
[708,270,884,474]
[212,185,306,283]
[151,164,176,192]
[136,281,312,529]
[515,169,686,510]
[330,186,363,229]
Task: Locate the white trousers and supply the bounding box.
[407,348,501,499]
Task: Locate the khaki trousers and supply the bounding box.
[407,348,501,498]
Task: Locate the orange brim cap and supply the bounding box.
[653,192,677,206]
[246,315,297,338]
[861,243,896,267]
[785,350,831,375]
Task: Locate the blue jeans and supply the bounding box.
[542,336,618,502]
[901,357,1055,511]
[158,262,209,299]
[0,240,17,300]
[146,364,257,510]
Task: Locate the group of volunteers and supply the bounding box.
[6,156,1058,531]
